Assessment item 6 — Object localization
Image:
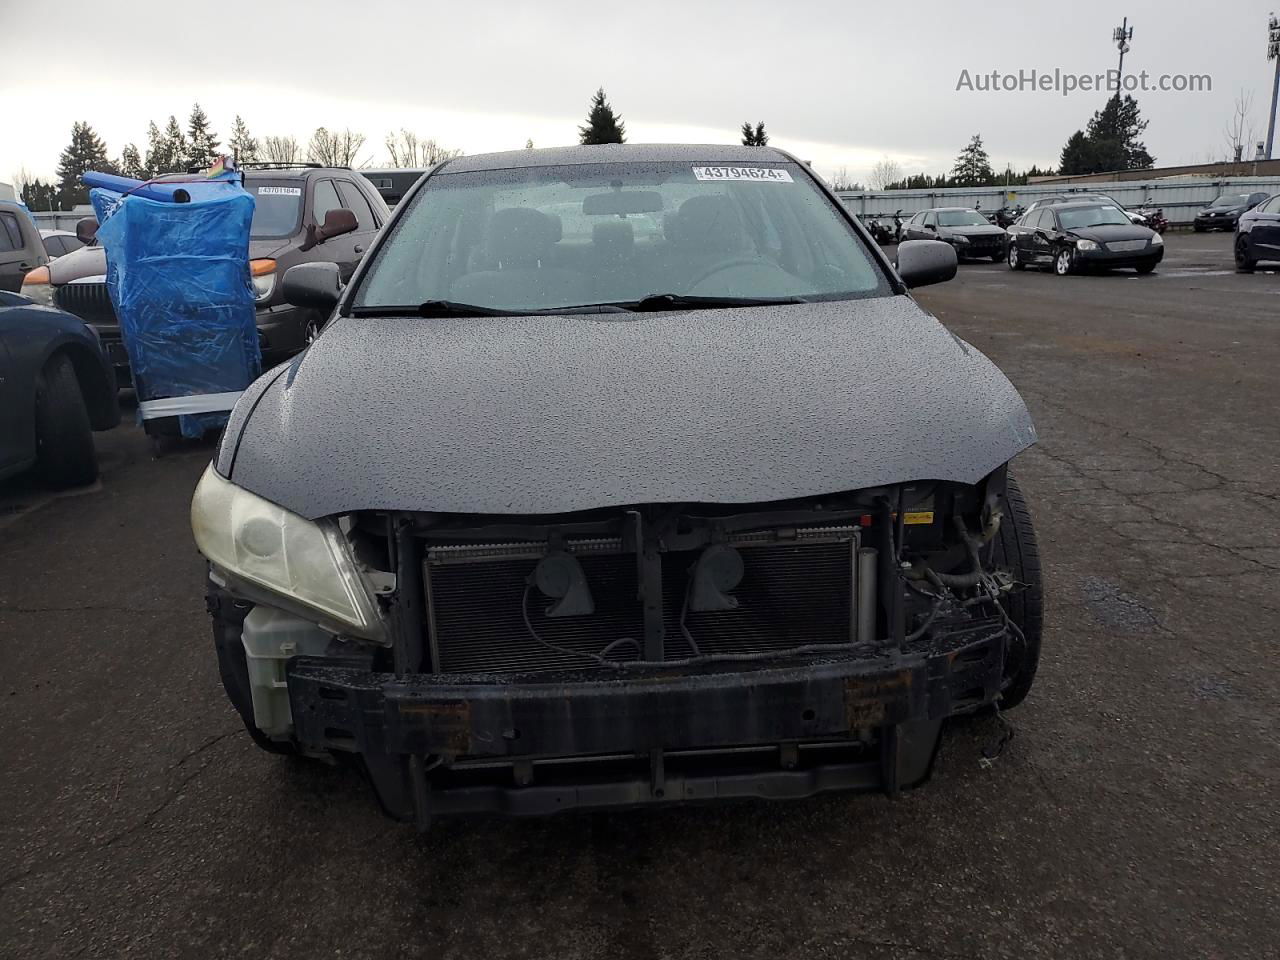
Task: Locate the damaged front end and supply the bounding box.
[204,468,1028,827]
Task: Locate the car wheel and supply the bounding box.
[1007,244,1024,271]
[1235,236,1257,273]
[1194,223,1206,233]
[990,250,1003,262]
[990,474,1043,710]
[1054,247,1074,276]
[34,353,97,488]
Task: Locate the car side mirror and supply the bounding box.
[301,208,358,251]
[282,262,342,311]
[896,239,958,289]
[76,217,99,244]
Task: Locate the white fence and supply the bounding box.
[836,177,1280,226]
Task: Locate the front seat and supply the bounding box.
[451,208,586,309]
[662,196,755,289]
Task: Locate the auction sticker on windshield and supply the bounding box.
[692,166,794,183]
[257,186,302,196]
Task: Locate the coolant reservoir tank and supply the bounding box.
[240,606,331,738]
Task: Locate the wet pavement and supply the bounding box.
[2,231,1277,959]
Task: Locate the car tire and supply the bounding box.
[34,353,97,488]
[1007,244,1024,271]
[1053,247,1074,276]
[1194,223,1206,233]
[1235,237,1257,273]
[990,250,1003,262]
[990,474,1043,710]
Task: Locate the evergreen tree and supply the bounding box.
[1086,94,1154,170]
[186,102,220,169]
[740,121,768,146]
[950,133,994,187]
[145,116,187,175]
[55,121,114,208]
[578,88,626,145]
[227,114,258,164]
[21,178,60,211]
[118,143,147,180]
[1058,130,1097,175]
[1057,95,1154,175]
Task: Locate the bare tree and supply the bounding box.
[869,156,903,190]
[307,127,367,167]
[1224,90,1256,164]
[828,165,863,192]
[384,129,462,168]
[260,135,301,164]
[10,165,34,194]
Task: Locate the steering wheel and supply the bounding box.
[686,257,769,288]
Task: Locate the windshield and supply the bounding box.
[1212,194,1249,207]
[937,210,989,226]
[247,180,304,239]
[1057,205,1133,229]
[351,160,891,312]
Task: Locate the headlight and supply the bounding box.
[191,464,384,640]
[1150,233,1163,245]
[250,259,277,303]
[1075,239,1099,251]
[21,266,55,306]
[951,234,969,244]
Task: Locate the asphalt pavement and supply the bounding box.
[2,231,1277,959]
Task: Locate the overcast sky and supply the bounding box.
[2,0,1277,187]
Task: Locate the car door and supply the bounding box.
[0,304,28,471]
[308,178,361,282]
[918,210,939,241]
[1248,195,1280,256]
[335,179,380,265]
[0,212,39,293]
[1028,209,1056,263]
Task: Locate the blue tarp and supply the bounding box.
[90,174,261,437]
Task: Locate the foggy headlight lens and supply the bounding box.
[1150,233,1163,245]
[190,465,383,639]
[22,267,55,306]
[250,259,277,303]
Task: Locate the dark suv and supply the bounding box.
[21,164,388,383]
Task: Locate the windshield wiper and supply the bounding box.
[619,293,809,312]
[348,301,516,318]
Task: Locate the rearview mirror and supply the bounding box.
[302,208,358,250]
[282,262,342,311]
[896,239,957,289]
[76,217,99,244]
[582,191,664,215]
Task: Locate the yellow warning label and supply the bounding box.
[903,511,935,525]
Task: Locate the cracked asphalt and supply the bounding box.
[2,231,1277,959]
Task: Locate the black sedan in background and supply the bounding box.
[1006,201,1163,276]
[899,208,1006,261]
[0,291,118,487]
[1233,193,1280,271]
[1193,191,1268,232]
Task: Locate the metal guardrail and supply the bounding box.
[839,176,1280,226]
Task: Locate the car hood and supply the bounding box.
[49,238,288,285]
[944,224,1005,238]
[219,297,1037,519]
[1067,223,1156,244]
[1201,205,1245,215]
[48,244,106,285]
